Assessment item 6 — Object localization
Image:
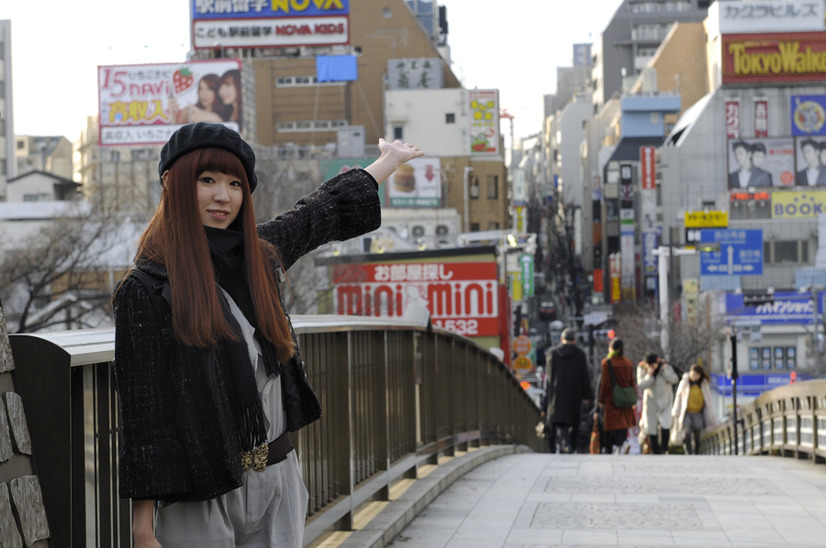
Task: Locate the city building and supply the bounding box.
[591,0,711,111]
[1,19,14,199]
[15,136,73,180]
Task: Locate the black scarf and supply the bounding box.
[204,226,282,452]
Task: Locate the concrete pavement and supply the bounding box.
[311,447,826,547]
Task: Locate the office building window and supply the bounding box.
[764,240,809,265]
[470,222,480,232]
[393,126,403,140]
[486,175,498,199]
[470,177,479,199]
[445,113,455,124]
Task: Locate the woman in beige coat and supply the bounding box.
[637,353,679,454]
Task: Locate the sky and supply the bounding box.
[1,0,622,142]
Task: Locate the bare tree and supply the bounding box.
[610,299,723,375]
[0,204,129,333]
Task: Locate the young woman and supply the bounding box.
[219,69,242,126]
[169,73,225,124]
[672,363,718,454]
[597,338,637,454]
[637,352,679,455]
[113,122,423,547]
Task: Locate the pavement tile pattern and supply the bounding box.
[388,453,826,547]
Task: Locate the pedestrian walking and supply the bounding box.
[112,122,423,547]
[540,327,593,453]
[596,338,637,454]
[672,363,718,454]
[637,352,679,454]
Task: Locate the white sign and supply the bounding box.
[193,16,350,49]
[712,0,824,34]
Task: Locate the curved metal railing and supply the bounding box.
[702,379,826,463]
[8,316,542,547]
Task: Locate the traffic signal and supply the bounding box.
[607,329,616,340]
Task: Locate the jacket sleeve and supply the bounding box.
[113,277,189,499]
[637,365,655,390]
[581,354,594,401]
[257,168,381,271]
[597,360,610,404]
[672,375,688,417]
[662,364,680,384]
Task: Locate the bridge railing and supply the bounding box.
[702,379,826,463]
[8,316,542,547]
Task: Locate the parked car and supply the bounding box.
[539,301,556,321]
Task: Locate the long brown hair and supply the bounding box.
[135,147,295,361]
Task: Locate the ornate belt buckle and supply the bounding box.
[241,450,253,472]
[252,443,269,472]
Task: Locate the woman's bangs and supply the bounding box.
[195,148,248,187]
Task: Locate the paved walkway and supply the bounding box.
[315,447,826,547]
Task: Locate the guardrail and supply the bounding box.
[702,379,826,462]
[8,316,542,547]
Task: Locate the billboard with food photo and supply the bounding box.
[98,59,242,146]
[386,157,442,207]
[727,137,795,189]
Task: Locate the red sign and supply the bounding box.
[722,32,826,84]
[755,100,768,137]
[640,146,656,189]
[725,101,740,138]
[332,262,499,337]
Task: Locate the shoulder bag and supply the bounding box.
[607,359,637,409]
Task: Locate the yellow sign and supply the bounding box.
[684,211,728,228]
[513,355,533,373]
[771,190,826,219]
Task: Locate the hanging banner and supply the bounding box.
[755,100,768,137]
[726,100,740,139]
[468,89,500,156]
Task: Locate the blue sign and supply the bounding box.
[791,95,826,136]
[712,372,810,396]
[192,0,349,20]
[642,230,660,274]
[724,290,826,324]
[700,229,763,276]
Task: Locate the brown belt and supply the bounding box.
[267,431,294,465]
[242,431,294,472]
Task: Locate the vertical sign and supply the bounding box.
[639,146,659,289]
[640,146,656,190]
[519,254,534,298]
[619,164,635,298]
[755,100,768,137]
[468,89,500,156]
[726,100,740,138]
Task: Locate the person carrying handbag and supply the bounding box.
[596,338,637,454]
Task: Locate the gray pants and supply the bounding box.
[155,451,308,547]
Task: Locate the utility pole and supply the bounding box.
[729,328,739,455]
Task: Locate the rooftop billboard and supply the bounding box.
[191,0,350,49]
[98,60,242,146]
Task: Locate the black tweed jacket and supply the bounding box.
[113,169,380,501]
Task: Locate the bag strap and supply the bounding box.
[606,358,618,387]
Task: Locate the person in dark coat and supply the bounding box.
[540,327,594,453]
[113,122,424,547]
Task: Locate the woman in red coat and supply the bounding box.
[598,338,637,453]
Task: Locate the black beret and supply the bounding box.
[158,122,258,193]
